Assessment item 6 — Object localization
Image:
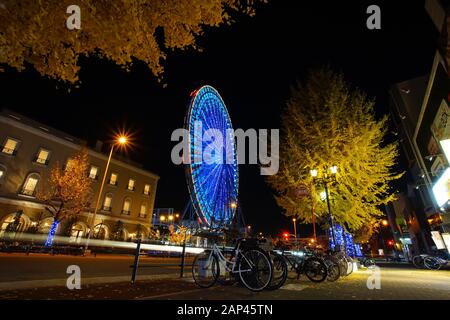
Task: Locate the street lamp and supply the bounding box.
[292,218,297,244]
[311,165,338,251]
[160,215,166,222]
[381,219,389,227]
[84,134,128,253]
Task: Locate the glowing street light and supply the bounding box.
[381,219,388,227]
[85,133,130,253]
[168,215,174,221]
[330,165,338,175]
[118,136,128,145]
[160,215,166,221]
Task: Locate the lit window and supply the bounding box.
[127,179,135,191]
[109,173,118,186]
[89,166,98,180]
[2,138,19,155]
[140,203,147,217]
[122,199,131,214]
[103,194,112,211]
[143,184,151,195]
[35,148,50,165]
[21,174,39,196]
[65,158,76,171]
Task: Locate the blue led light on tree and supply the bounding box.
[44,220,59,247]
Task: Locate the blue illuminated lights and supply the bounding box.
[185,86,238,227]
[44,220,59,247]
[329,224,359,257]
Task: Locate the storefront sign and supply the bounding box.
[441,233,450,254]
[432,167,450,207]
[431,231,446,250]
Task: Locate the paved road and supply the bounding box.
[1,254,449,299]
[0,253,191,289]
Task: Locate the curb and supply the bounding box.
[0,273,180,291]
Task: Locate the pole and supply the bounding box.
[84,144,115,253]
[180,228,187,278]
[131,238,142,284]
[325,182,337,250]
[311,193,317,241]
[293,219,297,244]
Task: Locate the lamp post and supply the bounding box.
[84,135,128,253]
[292,218,297,244]
[311,165,338,251]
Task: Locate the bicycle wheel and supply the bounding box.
[364,258,376,268]
[238,249,273,292]
[424,256,442,270]
[192,252,219,288]
[304,257,328,283]
[412,255,426,269]
[345,256,354,275]
[324,259,340,282]
[331,255,348,277]
[266,253,288,290]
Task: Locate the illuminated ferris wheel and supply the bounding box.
[184,85,239,227]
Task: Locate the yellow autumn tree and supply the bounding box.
[267,68,402,236]
[37,150,92,245]
[0,0,263,83]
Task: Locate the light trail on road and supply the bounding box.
[0,232,205,254]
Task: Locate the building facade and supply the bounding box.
[386,0,450,256]
[0,109,159,242]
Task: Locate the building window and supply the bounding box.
[65,158,76,171]
[127,179,135,191]
[140,203,147,218]
[34,148,50,165]
[1,138,20,155]
[89,166,99,180]
[143,184,151,195]
[122,198,131,215]
[20,173,40,196]
[109,173,118,186]
[103,194,113,211]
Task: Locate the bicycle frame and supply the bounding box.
[202,242,254,274]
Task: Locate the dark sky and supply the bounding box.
[0,1,439,236]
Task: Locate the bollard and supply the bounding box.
[179,233,187,278]
[131,238,142,284]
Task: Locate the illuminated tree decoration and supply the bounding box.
[185,85,238,227]
[354,244,363,257]
[44,220,59,247]
[344,232,356,257]
[329,224,344,251]
[329,223,358,257]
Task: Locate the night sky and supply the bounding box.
[0,1,439,236]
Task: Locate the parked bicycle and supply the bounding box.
[192,237,273,292]
[413,253,448,270]
[270,248,328,285]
